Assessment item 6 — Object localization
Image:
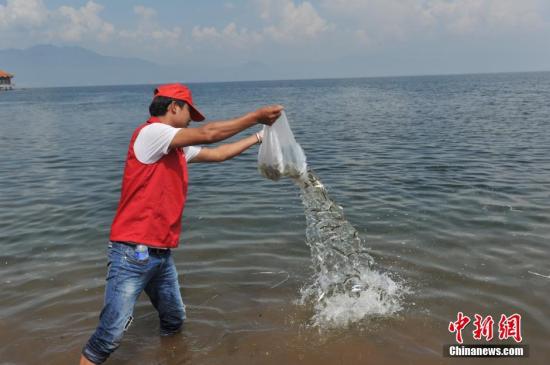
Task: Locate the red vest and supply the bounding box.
[110,117,188,248]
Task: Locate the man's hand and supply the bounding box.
[255,105,284,126]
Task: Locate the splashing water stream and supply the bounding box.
[293,169,406,328]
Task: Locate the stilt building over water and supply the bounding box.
[0,70,14,91]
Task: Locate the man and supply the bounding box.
[80,83,283,364]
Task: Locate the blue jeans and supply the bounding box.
[82,242,186,364]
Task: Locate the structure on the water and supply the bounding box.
[0,70,14,91]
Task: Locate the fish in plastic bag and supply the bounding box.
[258,111,307,181]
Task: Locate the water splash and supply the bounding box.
[293,169,406,328]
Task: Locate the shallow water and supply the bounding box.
[1,72,549,364]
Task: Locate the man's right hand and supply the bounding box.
[255,105,284,126]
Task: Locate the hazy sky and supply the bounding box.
[1,0,550,79]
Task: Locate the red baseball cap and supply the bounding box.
[154,83,205,121]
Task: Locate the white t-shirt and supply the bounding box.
[133,123,202,164]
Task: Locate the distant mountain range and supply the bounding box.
[0,44,272,87]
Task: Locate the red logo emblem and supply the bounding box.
[498,314,522,343]
[449,312,522,343]
[472,314,494,341]
[449,312,471,344]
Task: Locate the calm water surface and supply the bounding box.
[1,73,549,364]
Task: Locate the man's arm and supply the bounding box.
[170,105,282,149]
[190,133,261,163]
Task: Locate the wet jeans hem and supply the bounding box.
[81,345,103,364]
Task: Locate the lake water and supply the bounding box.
[1,72,549,364]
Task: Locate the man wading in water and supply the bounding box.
[80,83,282,364]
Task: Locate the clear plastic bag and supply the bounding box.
[258,111,307,181]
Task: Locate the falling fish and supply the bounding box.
[292,170,375,299]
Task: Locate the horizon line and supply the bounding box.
[12,69,550,90]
